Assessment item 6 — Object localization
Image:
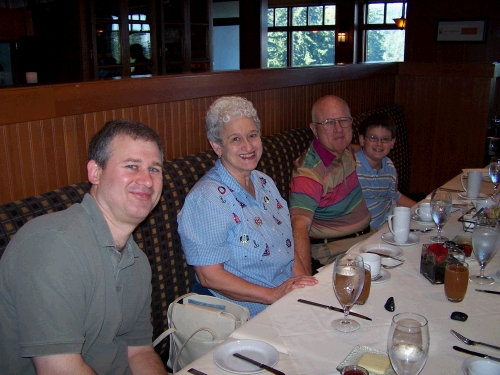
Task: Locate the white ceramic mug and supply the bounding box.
[387,207,411,244]
[461,171,483,198]
[415,202,432,222]
[359,253,381,280]
[468,359,500,375]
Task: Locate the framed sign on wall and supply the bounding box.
[436,19,487,43]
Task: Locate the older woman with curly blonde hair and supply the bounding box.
[178,96,317,317]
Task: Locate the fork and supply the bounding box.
[450,329,500,351]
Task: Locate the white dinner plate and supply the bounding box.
[358,243,404,266]
[458,192,488,200]
[381,233,420,247]
[213,339,279,374]
[372,268,391,284]
[411,214,436,226]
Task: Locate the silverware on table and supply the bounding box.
[382,262,404,269]
[453,346,500,362]
[475,288,500,295]
[233,353,285,375]
[451,329,500,351]
[365,250,405,262]
[440,188,463,193]
[297,299,372,321]
[410,228,434,233]
[188,368,208,375]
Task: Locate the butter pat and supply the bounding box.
[358,353,390,374]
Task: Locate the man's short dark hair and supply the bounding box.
[88,119,164,168]
[358,113,397,139]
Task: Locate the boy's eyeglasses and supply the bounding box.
[365,135,392,143]
[314,117,353,129]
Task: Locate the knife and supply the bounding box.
[453,346,500,362]
[475,289,500,295]
[233,353,285,375]
[187,369,208,375]
[297,299,372,321]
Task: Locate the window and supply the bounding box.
[363,2,407,62]
[267,5,336,68]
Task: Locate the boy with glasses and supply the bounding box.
[355,113,416,230]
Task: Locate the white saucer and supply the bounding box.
[411,214,435,226]
[462,356,500,374]
[358,243,404,267]
[458,192,488,200]
[213,339,279,374]
[372,268,391,284]
[381,232,420,247]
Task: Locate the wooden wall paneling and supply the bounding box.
[0,126,11,204]
[397,65,496,194]
[4,124,25,200]
[30,120,49,196]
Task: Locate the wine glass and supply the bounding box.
[332,254,364,333]
[470,219,500,285]
[388,313,429,375]
[429,189,452,243]
[489,156,500,200]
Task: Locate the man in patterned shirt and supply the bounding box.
[290,95,372,276]
[355,113,416,230]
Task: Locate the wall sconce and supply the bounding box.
[337,32,347,43]
[393,3,407,29]
[393,17,406,29]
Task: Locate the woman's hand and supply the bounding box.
[271,275,318,303]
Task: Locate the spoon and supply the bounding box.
[410,228,434,233]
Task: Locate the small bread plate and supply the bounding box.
[213,339,279,374]
[458,192,488,200]
[358,243,404,267]
[372,268,391,284]
[337,345,396,375]
[381,233,420,247]
[411,214,436,226]
[462,356,500,375]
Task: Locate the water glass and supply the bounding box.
[388,313,429,375]
[470,219,500,284]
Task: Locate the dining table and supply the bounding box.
[176,170,500,375]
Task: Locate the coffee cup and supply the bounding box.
[415,202,432,222]
[468,359,500,375]
[461,171,483,199]
[359,253,381,280]
[387,207,411,244]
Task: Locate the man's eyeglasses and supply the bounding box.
[314,117,353,129]
[365,135,392,143]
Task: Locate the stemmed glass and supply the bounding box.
[388,313,429,375]
[332,254,365,333]
[429,189,452,243]
[470,219,500,285]
[489,156,500,200]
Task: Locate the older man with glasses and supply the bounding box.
[290,95,372,276]
[355,112,416,231]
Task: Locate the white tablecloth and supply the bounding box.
[177,173,500,375]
